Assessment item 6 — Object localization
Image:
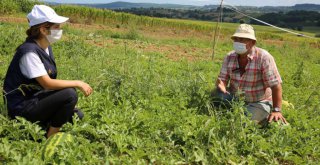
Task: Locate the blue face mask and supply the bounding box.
[233,42,248,54]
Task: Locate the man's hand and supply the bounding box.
[268,112,287,124]
[216,78,229,94]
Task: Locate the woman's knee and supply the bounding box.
[60,88,78,103]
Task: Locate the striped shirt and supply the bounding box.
[218,46,282,102]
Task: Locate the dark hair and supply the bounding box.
[26,22,55,40]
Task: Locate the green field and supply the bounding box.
[1,2,320,164]
[304,26,320,33]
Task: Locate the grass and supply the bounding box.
[303,26,320,33]
[0,11,320,164]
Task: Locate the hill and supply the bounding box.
[67,2,320,12]
[293,3,320,11]
[48,1,198,9]
[90,1,197,9]
[44,2,320,34]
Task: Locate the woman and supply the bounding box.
[3,5,93,138]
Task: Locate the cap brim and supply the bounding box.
[231,33,256,41]
[49,15,69,24]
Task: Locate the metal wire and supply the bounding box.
[211,0,225,61]
[224,4,317,39]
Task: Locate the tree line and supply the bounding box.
[114,8,320,31]
[251,10,320,31]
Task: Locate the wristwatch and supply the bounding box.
[272,107,281,113]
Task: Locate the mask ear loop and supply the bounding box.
[44,26,51,36]
[38,23,52,36]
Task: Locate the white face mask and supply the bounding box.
[233,42,248,54]
[46,29,63,44]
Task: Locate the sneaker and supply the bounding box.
[73,108,84,120]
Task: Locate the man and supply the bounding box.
[214,24,287,124]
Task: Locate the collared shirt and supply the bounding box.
[218,46,282,102]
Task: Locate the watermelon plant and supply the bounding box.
[0,1,320,164]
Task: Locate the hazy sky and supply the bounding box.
[45,0,320,6]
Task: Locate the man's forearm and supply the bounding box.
[271,84,282,109]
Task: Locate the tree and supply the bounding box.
[297,26,303,31]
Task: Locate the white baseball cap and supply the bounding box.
[27,5,69,27]
[231,24,256,41]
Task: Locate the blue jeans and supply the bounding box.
[211,89,236,109]
[212,89,272,123]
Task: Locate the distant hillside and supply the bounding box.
[46,1,320,12]
[204,4,320,13]
[292,4,320,11]
[81,1,197,9]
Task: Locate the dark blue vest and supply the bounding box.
[3,39,57,117]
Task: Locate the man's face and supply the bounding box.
[232,37,255,50]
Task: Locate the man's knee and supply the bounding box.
[212,89,232,100]
[246,101,272,122]
[211,89,234,108]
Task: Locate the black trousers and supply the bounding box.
[21,88,78,128]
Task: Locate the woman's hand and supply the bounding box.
[77,81,93,97]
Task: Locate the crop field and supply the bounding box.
[1,3,320,164]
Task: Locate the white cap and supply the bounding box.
[231,24,256,41]
[27,5,69,27]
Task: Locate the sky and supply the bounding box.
[45,0,320,6]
